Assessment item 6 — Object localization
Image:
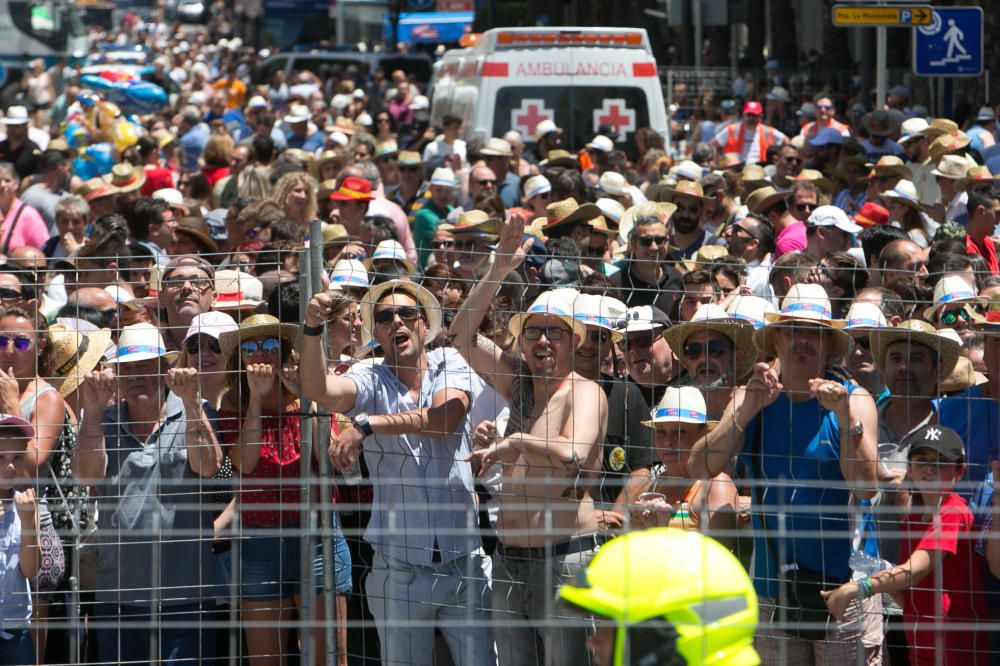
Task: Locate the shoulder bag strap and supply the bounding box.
[1,202,25,256]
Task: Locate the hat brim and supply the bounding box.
[543,203,602,233]
[104,350,180,365]
[654,188,712,204]
[922,296,979,322]
[105,171,147,194]
[329,191,374,201]
[176,227,220,254]
[754,318,851,359]
[364,256,417,275]
[882,193,922,210]
[359,280,442,349]
[508,311,588,349]
[661,319,757,380]
[213,299,264,311]
[51,329,113,397]
[747,190,789,214]
[219,321,300,360]
[641,417,718,429]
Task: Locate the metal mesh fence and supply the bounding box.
[1,229,998,666]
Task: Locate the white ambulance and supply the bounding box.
[429,27,668,156]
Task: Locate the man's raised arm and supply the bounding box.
[301,292,359,414]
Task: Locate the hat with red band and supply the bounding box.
[852,202,889,227]
[329,176,374,201]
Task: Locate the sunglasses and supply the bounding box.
[0,335,32,352]
[727,224,754,238]
[373,306,423,325]
[98,308,117,326]
[624,332,658,349]
[682,340,727,359]
[853,336,872,350]
[186,336,223,355]
[0,288,22,300]
[475,179,497,186]
[432,239,455,249]
[522,326,568,341]
[586,329,612,345]
[586,244,607,257]
[637,235,667,247]
[816,104,833,111]
[793,202,817,212]
[940,308,972,326]
[240,337,281,355]
[163,275,212,292]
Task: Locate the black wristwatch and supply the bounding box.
[303,322,325,336]
[353,412,374,438]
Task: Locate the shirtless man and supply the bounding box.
[451,214,608,666]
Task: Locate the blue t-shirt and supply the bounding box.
[741,375,876,597]
[939,385,998,497]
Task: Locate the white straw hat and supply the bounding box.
[923,275,978,321]
[642,386,716,428]
[508,288,587,348]
[105,323,179,365]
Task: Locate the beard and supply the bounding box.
[673,216,699,235]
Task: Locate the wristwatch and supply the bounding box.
[302,322,325,336]
[353,412,374,438]
[847,420,864,437]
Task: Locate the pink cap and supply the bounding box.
[743,101,763,116]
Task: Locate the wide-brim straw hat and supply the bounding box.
[973,293,1000,330]
[571,293,626,343]
[538,149,578,169]
[47,324,113,397]
[103,163,146,194]
[744,186,788,215]
[882,180,922,210]
[542,198,602,233]
[175,217,220,254]
[959,165,994,191]
[662,303,757,379]
[753,283,850,359]
[508,287,587,348]
[212,269,264,311]
[359,279,442,349]
[869,156,912,181]
[616,201,678,248]
[940,355,988,394]
[104,323,179,365]
[641,386,718,429]
[450,209,503,238]
[788,169,835,195]
[652,179,712,204]
[861,110,898,137]
[922,275,978,321]
[681,244,728,273]
[870,319,961,379]
[364,239,417,274]
[219,313,299,361]
[929,131,972,163]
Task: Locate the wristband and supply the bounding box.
[302,322,325,336]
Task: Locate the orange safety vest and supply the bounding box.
[802,118,850,139]
[723,122,777,163]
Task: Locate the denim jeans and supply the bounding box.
[491,544,597,666]
[366,550,495,666]
[93,601,216,666]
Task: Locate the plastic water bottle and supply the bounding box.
[342,453,363,486]
[849,549,891,576]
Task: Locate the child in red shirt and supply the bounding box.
[822,424,987,665]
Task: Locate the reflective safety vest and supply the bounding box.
[723,122,777,163]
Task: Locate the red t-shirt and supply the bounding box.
[140,165,175,197]
[899,493,988,665]
[202,165,230,188]
[219,408,336,528]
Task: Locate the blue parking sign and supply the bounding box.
[913,7,983,76]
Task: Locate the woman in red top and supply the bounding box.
[136,135,175,197]
[823,425,988,665]
[219,314,339,665]
[201,134,233,189]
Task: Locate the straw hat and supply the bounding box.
[681,244,728,273]
[588,213,617,237]
[662,303,756,379]
[540,198,602,233]
[104,163,146,193]
[744,186,789,214]
[538,149,578,169]
[571,293,626,343]
[861,110,898,137]
[365,239,416,274]
[754,283,850,358]
[788,169,835,195]
[726,295,777,330]
[321,223,358,248]
[534,119,561,142]
[930,154,971,180]
[843,301,887,333]
[508,288,587,348]
[641,386,717,429]
[870,319,961,377]
[47,324,113,397]
[359,279,442,348]
[869,156,912,180]
[104,323,179,365]
[929,131,972,163]
[595,198,624,226]
[598,172,629,196]
[739,164,771,195]
[212,270,263,311]
[922,118,958,138]
[219,313,299,360]
[672,160,705,182]
[922,275,978,321]
[175,217,219,254]
[329,259,370,290]
[430,167,458,188]
[651,179,712,205]
[77,177,117,202]
[715,152,745,170]
[959,165,994,191]
[939,355,988,394]
[522,175,551,200]
[616,201,677,247]
[375,140,398,159]
[882,180,922,210]
[398,151,422,166]
[481,137,514,157]
[973,292,1000,329]
[451,209,503,238]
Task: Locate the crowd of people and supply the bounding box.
[1,14,1000,666]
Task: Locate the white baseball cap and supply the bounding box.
[586,135,615,153]
[806,205,862,234]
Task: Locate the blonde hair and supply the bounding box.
[203,133,234,168]
[237,165,273,200]
[272,171,318,222]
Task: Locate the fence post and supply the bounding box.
[298,244,316,664]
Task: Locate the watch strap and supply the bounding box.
[302,322,325,336]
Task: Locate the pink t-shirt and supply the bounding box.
[774,220,807,259]
[1,200,49,251]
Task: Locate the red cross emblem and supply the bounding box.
[511,99,553,139]
[594,99,636,140]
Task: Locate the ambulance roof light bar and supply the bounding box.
[492,29,644,49]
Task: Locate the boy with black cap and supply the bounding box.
[822,424,988,665]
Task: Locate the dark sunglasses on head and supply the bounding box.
[637,235,667,248]
[0,288,23,300]
[186,336,223,355]
[940,308,972,326]
[682,339,728,359]
[0,335,32,352]
[240,337,281,355]
[373,305,423,325]
[586,329,612,345]
[522,325,568,341]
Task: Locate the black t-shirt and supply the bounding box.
[596,375,657,506]
[611,257,683,320]
[0,139,41,180]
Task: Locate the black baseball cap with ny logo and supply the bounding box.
[904,425,965,462]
